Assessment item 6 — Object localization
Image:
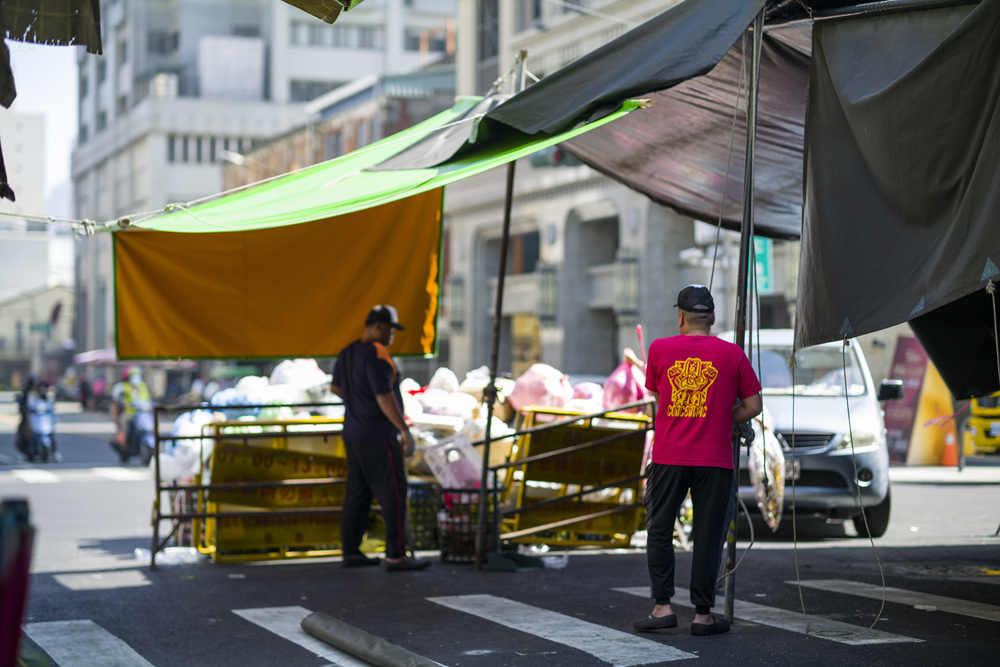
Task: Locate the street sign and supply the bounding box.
[29,323,51,334]
[753,237,773,294]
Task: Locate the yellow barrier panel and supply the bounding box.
[501,407,650,548]
[189,417,379,563]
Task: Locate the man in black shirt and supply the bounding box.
[331,305,429,571]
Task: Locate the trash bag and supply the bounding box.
[508,363,573,412]
[602,349,650,413]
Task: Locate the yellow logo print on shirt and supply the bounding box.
[666,357,718,418]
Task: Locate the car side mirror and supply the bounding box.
[878,379,904,402]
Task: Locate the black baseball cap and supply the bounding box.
[366,304,405,330]
[675,284,715,313]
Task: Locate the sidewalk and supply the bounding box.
[889,463,1000,485]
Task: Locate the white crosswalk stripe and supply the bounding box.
[792,579,1000,623]
[232,606,372,667]
[428,593,698,664]
[12,469,60,484]
[23,620,154,666]
[615,587,922,646]
[1,468,150,485]
[93,467,150,482]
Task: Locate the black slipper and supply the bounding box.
[342,554,381,568]
[632,614,678,631]
[691,617,731,636]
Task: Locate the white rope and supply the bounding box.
[988,278,1000,388]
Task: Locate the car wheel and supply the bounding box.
[853,486,891,538]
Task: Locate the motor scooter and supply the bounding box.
[26,392,58,463]
[123,398,156,465]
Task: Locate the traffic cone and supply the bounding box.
[940,431,958,467]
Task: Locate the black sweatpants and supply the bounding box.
[341,436,410,559]
[644,463,733,611]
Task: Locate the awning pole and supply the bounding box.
[476,50,529,569]
[724,8,764,622]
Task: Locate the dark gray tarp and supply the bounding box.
[797,0,1000,398]
[560,22,810,240]
[371,0,997,397]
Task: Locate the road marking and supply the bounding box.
[23,620,153,666]
[233,606,372,667]
[93,467,150,482]
[13,469,60,484]
[428,594,697,664]
[792,579,1000,623]
[615,587,921,645]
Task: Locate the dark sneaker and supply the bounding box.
[342,554,381,568]
[632,614,678,631]
[691,617,731,636]
[384,556,430,571]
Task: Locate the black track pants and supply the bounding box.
[644,463,733,610]
[341,436,410,559]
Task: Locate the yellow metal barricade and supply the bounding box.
[498,407,650,548]
[189,417,386,563]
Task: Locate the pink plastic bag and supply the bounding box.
[507,363,573,412]
[602,350,650,413]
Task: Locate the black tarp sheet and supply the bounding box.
[798,0,1000,398]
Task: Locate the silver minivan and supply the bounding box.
[719,329,903,537]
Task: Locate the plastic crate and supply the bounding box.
[437,488,498,563]
[408,481,441,551]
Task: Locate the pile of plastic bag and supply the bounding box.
[155,358,340,483]
[155,353,651,487]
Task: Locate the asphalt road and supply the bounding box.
[2,398,999,666]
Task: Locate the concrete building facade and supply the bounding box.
[71,0,456,366]
[441,0,798,380]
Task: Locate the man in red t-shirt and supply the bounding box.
[633,285,762,636]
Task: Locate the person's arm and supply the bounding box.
[375,392,414,455]
[732,392,763,424]
[330,385,342,398]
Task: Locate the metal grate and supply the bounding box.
[776,431,835,451]
[977,395,1000,409]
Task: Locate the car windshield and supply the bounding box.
[750,345,866,397]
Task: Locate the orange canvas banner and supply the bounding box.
[114,189,441,359]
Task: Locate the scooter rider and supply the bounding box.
[110,366,151,462]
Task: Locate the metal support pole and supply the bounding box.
[723,8,763,622]
[476,50,528,569]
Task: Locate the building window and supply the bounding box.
[309,24,329,46]
[196,137,203,163]
[97,59,107,84]
[117,94,128,115]
[80,72,89,97]
[404,28,447,53]
[80,124,89,142]
[209,137,218,163]
[182,136,189,162]
[290,80,338,102]
[149,30,179,54]
[233,25,260,37]
[96,110,107,131]
[357,26,382,49]
[15,321,24,353]
[291,22,309,46]
[116,29,128,67]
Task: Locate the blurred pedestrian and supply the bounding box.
[331,305,427,571]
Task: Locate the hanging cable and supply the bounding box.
[791,339,888,639]
[987,278,1000,389]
